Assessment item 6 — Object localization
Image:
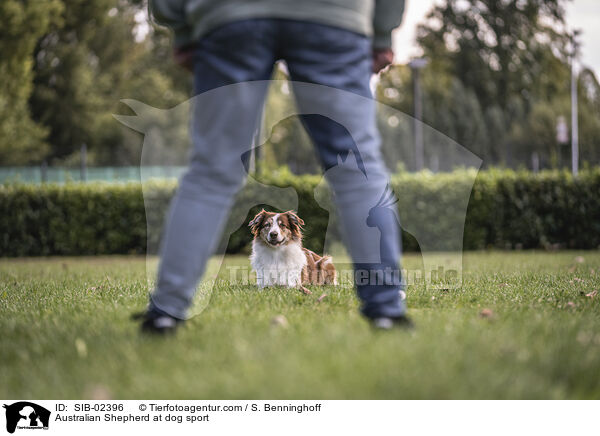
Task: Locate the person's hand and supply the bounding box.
[174,44,196,72]
[372,47,394,74]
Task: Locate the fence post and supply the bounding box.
[532,152,540,174]
[80,143,87,182]
[41,160,48,183]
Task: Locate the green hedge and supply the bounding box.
[1,169,600,257]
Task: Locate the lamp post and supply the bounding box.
[409,58,428,171]
[570,29,581,177]
[556,115,568,168]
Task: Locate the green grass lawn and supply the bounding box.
[1,251,599,399]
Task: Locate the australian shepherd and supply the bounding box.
[249,210,337,292]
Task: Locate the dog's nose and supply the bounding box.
[269,232,277,239]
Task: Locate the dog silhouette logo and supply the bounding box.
[3,402,50,433]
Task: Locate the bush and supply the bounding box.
[1,168,599,257]
[0,183,147,256]
[466,169,600,249]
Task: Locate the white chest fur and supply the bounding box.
[250,240,307,288]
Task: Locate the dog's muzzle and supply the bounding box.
[268,232,282,245]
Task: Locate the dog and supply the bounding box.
[249,210,337,292]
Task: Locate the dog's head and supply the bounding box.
[249,210,304,247]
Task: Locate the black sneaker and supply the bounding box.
[132,308,183,335]
[370,315,414,330]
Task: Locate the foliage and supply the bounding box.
[377,0,600,170]
[0,0,63,164]
[29,0,190,166]
[0,182,146,256]
[2,169,600,257]
[3,0,600,172]
[0,0,190,166]
[417,0,570,109]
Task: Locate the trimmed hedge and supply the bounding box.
[0,184,147,256]
[1,169,600,257]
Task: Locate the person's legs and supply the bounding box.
[282,20,406,319]
[150,20,278,320]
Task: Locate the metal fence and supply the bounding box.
[0,166,187,184]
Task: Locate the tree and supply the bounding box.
[29,0,190,166]
[0,0,63,164]
[377,0,600,170]
[417,0,570,110]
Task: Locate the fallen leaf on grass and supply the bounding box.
[84,384,112,400]
[574,256,585,264]
[75,338,87,358]
[270,315,288,328]
[566,301,576,308]
[317,294,327,303]
[585,290,598,298]
[479,308,494,318]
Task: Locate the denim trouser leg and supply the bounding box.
[283,21,405,318]
[151,21,277,319]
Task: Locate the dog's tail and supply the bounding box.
[316,255,337,285]
[316,254,332,264]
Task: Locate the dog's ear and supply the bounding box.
[249,209,266,235]
[285,211,304,237]
[286,211,304,227]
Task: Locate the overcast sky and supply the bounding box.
[392,0,600,75]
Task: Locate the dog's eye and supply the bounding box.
[279,222,286,228]
[263,222,271,227]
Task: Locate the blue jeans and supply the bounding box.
[151,18,405,320]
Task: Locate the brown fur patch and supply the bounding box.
[301,248,337,285]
